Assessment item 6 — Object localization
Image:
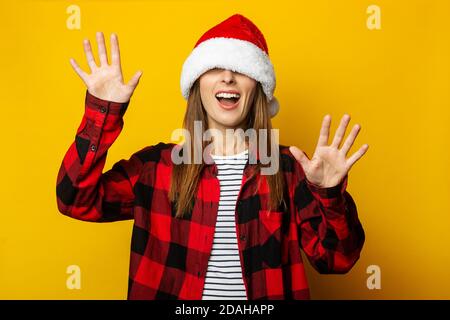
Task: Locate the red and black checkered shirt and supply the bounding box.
[56,91,365,300]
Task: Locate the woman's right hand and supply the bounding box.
[70,32,142,103]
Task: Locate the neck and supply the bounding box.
[207,127,248,157]
[207,115,251,156]
[210,139,248,156]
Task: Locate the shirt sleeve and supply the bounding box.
[56,90,144,222]
[292,155,365,274]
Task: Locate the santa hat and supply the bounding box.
[180,13,279,118]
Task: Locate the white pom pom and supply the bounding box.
[268,96,279,118]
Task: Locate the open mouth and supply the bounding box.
[215,92,241,109]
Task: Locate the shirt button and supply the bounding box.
[100,106,107,113]
[90,144,97,152]
[240,234,246,241]
[197,271,201,277]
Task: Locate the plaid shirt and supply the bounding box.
[56,91,365,300]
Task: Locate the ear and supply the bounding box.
[268,96,279,118]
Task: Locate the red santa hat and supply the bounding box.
[180,13,279,118]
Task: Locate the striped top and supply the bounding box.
[201,148,249,300]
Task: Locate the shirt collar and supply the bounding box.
[204,145,261,178]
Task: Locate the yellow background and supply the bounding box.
[1,0,449,299]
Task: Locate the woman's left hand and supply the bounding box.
[289,114,369,188]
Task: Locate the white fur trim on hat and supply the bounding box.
[268,96,279,117]
[180,37,276,104]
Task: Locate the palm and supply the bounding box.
[87,64,132,102]
[290,114,369,188]
[70,32,142,103]
[306,145,348,187]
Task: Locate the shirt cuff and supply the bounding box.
[85,90,130,117]
[305,174,348,208]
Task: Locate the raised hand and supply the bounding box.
[289,114,369,188]
[70,32,142,103]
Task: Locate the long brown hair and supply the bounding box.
[169,79,285,219]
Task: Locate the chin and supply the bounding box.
[217,119,241,128]
[213,114,243,128]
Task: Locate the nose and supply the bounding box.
[220,69,236,84]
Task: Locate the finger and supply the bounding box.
[317,114,331,147]
[126,70,143,89]
[110,33,121,67]
[289,146,310,171]
[331,114,351,149]
[96,31,109,66]
[341,123,361,155]
[83,38,98,71]
[346,144,369,169]
[69,58,88,83]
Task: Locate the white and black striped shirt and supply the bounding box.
[201,148,249,300]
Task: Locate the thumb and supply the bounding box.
[126,70,143,89]
[289,146,310,170]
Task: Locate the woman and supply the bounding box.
[56,14,368,300]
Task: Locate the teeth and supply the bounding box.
[215,92,240,99]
